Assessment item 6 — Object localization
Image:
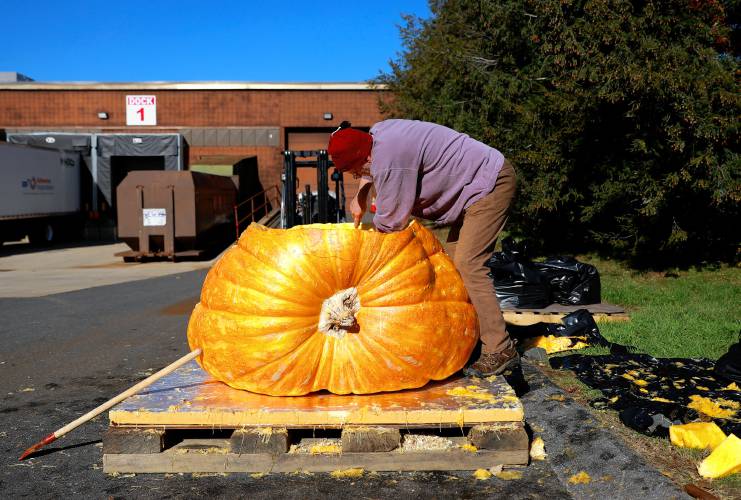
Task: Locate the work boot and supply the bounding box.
[464,347,520,377]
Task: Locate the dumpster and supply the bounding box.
[116,171,237,261]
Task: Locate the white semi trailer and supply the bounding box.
[0,143,83,245]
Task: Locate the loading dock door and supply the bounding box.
[110,156,166,216]
[97,134,182,213]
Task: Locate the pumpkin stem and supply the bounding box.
[318,287,361,338]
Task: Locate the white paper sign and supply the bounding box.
[126,95,157,126]
[142,208,167,226]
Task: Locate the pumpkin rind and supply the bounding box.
[187,220,478,395]
[669,422,727,450]
[697,433,741,479]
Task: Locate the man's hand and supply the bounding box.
[351,178,373,228]
[350,195,366,228]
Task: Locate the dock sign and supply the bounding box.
[126,95,157,126]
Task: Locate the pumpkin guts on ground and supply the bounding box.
[187,221,478,396]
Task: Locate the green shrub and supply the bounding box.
[376,0,739,267]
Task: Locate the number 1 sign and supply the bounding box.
[126,95,157,126]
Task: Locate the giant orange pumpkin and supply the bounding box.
[187,220,478,396]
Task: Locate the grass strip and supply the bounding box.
[581,257,740,360]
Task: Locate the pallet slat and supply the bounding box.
[104,447,528,473]
[341,427,401,453]
[502,302,629,325]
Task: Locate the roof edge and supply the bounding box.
[0,81,387,91]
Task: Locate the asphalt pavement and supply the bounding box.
[0,255,683,498]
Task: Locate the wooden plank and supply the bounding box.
[502,302,630,325]
[103,447,528,474]
[501,302,625,314]
[230,428,289,455]
[341,426,400,453]
[467,422,528,451]
[504,310,630,326]
[593,313,630,323]
[109,361,524,427]
[102,428,168,455]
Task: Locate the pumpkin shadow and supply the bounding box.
[502,365,530,397]
[139,380,222,396]
[464,341,530,396]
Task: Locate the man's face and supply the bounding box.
[350,159,372,180]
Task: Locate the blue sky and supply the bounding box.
[1,0,431,83]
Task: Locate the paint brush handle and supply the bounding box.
[20,348,202,460]
[57,348,202,436]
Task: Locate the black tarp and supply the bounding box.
[715,335,741,383]
[551,353,741,437]
[510,309,614,348]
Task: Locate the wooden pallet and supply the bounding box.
[502,302,629,325]
[104,361,528,473]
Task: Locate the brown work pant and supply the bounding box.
[447,160,517,354]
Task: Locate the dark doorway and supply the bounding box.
[110,156,165,217]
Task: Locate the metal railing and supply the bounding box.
[233,185,281,240]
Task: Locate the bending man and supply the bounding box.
[327,119,518,376]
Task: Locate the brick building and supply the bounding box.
[0,81,387,218]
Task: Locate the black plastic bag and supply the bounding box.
[487,250,550,309]
[715,334,741,383]
[486,237,601,308]
[501,236,528,259]
[533,256,601,305]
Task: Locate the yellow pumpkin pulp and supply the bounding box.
[187,220,479,396]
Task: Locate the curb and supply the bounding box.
[519,361,684,499]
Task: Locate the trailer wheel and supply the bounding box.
[30,223,55,246]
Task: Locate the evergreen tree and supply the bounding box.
[377,0,739,266]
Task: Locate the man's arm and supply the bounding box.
[351,177,374,228]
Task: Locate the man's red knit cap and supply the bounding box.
[327,122,372,172]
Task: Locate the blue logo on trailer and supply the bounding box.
[21,177,54,191]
